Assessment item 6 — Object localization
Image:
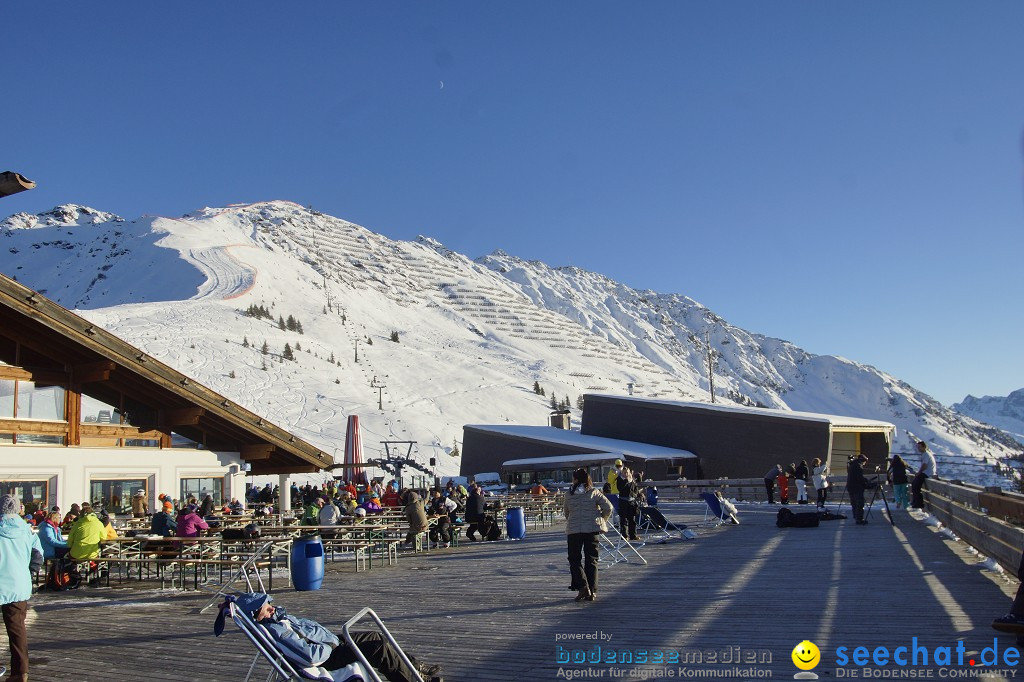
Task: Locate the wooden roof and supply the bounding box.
[0,273,333,474]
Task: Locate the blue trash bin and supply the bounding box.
[506,507,526,540]
[291,535,325,591]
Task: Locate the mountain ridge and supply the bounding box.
[2,200,1020,488]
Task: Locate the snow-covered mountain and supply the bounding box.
[2,201,1020,488]
[953,389,1024,446]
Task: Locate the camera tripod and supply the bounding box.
[835,475,895,527]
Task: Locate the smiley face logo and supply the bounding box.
[792,640,820,671]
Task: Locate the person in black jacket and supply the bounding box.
[464,484,486,541]
[887,455,910,509]
[616,467,641,541]
[846,454,875,525]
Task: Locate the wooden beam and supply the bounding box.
[80,423,163,440]
[65,387,81,446]
[73,360,116,384]
[241,444,275,461]
[250,463,318,475]
[0,418,69,436]
[0,365,32,381]
[160,407,205,427]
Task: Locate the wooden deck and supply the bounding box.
[16,502,1021,681]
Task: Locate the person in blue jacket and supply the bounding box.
[0,494,44,682]
[230,593,442,682]
[38,510,70,559]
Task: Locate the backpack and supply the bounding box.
[46,557,82,591]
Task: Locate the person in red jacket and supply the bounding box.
[381,487,402,508]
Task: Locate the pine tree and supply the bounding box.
[261,341,269,355]
[576,395,585,410]
[565,395,571,410]
[390,331,399,343]
[533,381,541,394]
[295,342,302,352]
[283,343,294,361]
[229,370,236,379]
[366,337,373,345]
[242,336,249,348]
[296,320,303,334]
[328,352,335,363]
[261,360,267,371]
[550,395,558,410]
[540,387,546,396]
[278,315,286,331]
[286,315,297,332]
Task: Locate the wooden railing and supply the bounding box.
[923,479,1024,577]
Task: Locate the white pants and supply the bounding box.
[795,480,807,502]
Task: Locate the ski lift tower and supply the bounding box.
[375,441,432,489]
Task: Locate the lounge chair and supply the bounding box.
[219,599,420,682]
[636,505,689,542]
[701,492,733,527]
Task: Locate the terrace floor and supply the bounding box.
[14,501,1020,681]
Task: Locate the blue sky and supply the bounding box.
[4,2,1022,406]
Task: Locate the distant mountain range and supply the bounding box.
[2,201,1020,488]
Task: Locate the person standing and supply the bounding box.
[563,468,614,603]
[846,455,874,525]
[793,460,810,504]
[464,484,486,541]
[0,495,44,682]
[615,467,640,542]
[130,490,149,518]
[763,465,781,504]
[888,455,910,510]
[811,458,830,509]
[606,460,623,511]
[911,441,936,509]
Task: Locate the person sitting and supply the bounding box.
[199,494,216,519]
[175,504,209,538]
[227,497,244,515]
[358,493,383,515]
[67,504,106,560]
[337,492,357,516]
[301,498,320,526]
[38,511,70,560]
[97,509,118,540]
[222,592,442,682]
[714,491,740,525]
[318,497,341,526]
[427,491,457,547]
[530,482,550,496]
[150,501,177,537]
[62,503,81,529]
[381,487,402,508]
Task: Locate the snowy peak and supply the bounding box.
[953,389,1024,445]
[2,204,124,231]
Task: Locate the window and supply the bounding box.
[16,382,65,421]
[0,480,49,515]
[181,477,224,507]
[0,380,14,418]
[90,479,147,514]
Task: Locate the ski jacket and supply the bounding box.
[0,515,43,604]
[563,487,613,535]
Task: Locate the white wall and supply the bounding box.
[0,444,244,513]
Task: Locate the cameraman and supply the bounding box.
[846,454,875,525]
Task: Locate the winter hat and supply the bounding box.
[81,503,94,515]
[0,495,19,516]
[187,504,198,513]
[234,592,272,619]
[163,501,173,511]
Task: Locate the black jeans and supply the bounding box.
[850,489,866,522]
[323,631,419,682]
[618,500,637,539]
[567,532,600,594]
[911,472,929,508]
[816,487,828,507]
[2,600,29,676]
[764,479,775,504]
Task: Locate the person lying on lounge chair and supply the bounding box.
[232,592,442,682]
[714,491,740,525]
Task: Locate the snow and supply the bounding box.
[1,200,1020,489]
[468,425,696,460]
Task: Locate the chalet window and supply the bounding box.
[90,478,147,514]
[0,480,48,515]
[0,380,14,418]
[180,477,223,507]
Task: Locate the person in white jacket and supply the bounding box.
[563,468,614,603]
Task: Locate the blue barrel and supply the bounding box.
[506,507,526,540]
[290,535,325,591]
